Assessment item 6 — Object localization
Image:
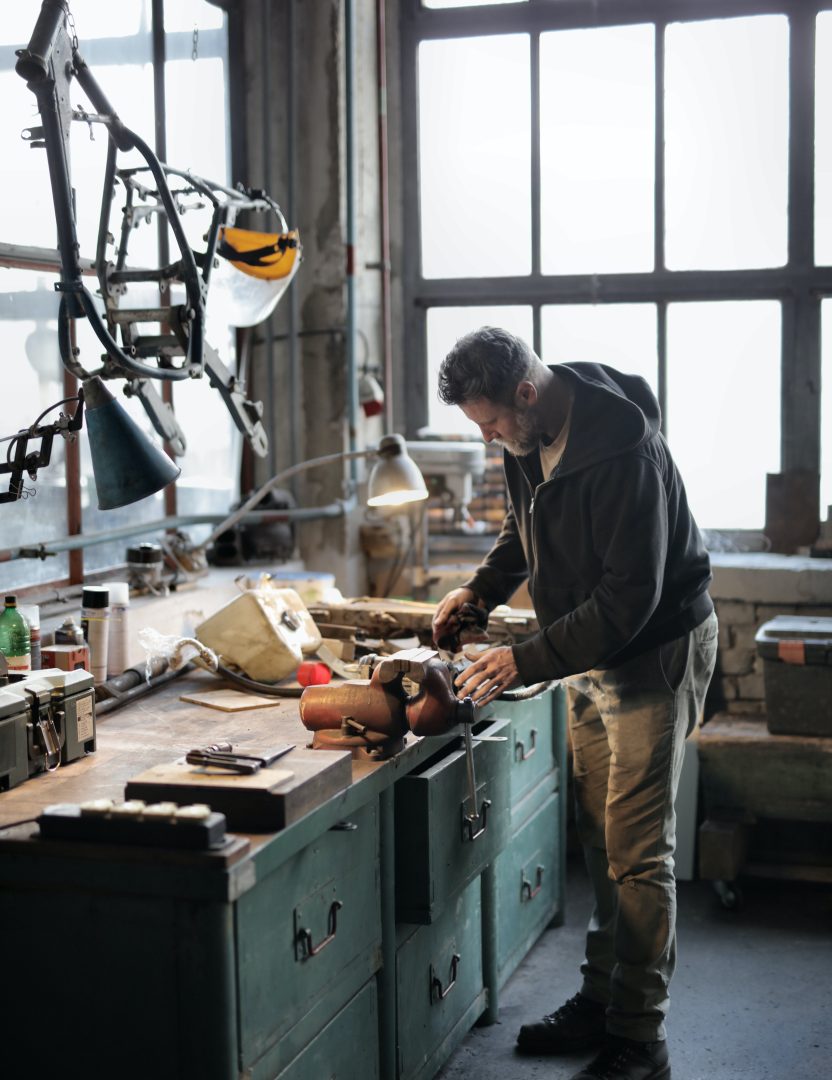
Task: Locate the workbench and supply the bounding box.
[0,667,566,1080]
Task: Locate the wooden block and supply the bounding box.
[179,689,286,712]
[698,818,750,881]
[125,748,352,831]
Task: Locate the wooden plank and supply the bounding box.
[697,713,832,823]
[179,688,289,712]
[126,748,352,831]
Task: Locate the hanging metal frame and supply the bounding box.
[15,0,292,459]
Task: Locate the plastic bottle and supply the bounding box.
[81,586,110,685]
[18,604,41,670]
[103,581,130,677]
[0,595,32,680]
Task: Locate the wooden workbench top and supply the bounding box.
[0,669,390,833]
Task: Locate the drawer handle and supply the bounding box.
[515,728,538,762]
[521,865,545,901]
[297,900,343,959]
[430,953,461,1003]
[463,799,491,842]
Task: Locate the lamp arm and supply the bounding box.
[200,447,374,551]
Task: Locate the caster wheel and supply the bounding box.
[713,878,743,910]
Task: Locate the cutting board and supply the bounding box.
[125,748,351,831]
[179,688,287,712]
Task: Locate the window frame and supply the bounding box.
[399,0,832,526]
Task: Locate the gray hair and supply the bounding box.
[438,326,540,407]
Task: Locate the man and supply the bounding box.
[432,327,717,1080]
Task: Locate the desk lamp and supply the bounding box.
[201,433,428,552]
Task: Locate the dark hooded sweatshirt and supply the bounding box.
[463,362,713,685]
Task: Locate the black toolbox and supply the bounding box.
[755,615,832,736]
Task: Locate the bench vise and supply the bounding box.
[299,647,474,759]
[0,668,96,792]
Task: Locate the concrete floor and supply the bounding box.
[437,856,832,1080]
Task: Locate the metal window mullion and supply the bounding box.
[784,6,820,475]
[655,20,667,434]
[401,7,427,437]
[531,29,542,357]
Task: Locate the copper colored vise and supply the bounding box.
[299,647,474,758]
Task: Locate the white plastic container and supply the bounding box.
[195,586,321,682]
[102,581,130,677]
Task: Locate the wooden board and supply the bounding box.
[126,747,352,831]
[179,689,288,712]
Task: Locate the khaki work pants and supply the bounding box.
[566,612,719,1042]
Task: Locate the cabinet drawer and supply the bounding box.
[237,800,382,1070]
[396,876,486,1080]
[495,786,561,989]
[495,690,559,807]
[276,979,379,1080]
[395,718,511,923]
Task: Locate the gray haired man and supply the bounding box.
[432,327,717,1080]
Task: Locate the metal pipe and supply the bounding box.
[286,0,301,480]
[345,0,359,473]
[261,0,277,477]
[0,500,354,563]
[375,0,393,434]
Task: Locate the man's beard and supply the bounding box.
[494,407,539,457]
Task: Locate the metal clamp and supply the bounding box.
[521,865,545,901]
[430,953,461,1003]
[296,899,343,960]
[514,727,538,762]
[462,799,491,843]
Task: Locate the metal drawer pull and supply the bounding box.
[430,953,461,1003]
[521,865,545,901]
[515,727,538,762]
[297,899,343,959]
[463,799,491,842]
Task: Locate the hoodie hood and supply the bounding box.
[532,362,661,478]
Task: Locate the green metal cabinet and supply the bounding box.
[494,781,562,988]
[395,876,487,1080]
[394,718,511,924]
[238,800,383,1077]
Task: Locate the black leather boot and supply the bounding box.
[516,993,607,1054]
[571,1036,671,1080]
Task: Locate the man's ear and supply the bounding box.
[515,380,538,409]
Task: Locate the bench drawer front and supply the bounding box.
[396,876,485,1080]
[495,788,561,987]
[276,980,379,1080]
[495,689,560,807]
[237,800,382,1068]
[395,718,511,923]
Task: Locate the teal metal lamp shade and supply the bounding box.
[366,434,429,507]
[82,376,181,510]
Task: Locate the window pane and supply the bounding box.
[667,301,780,529]
[820,301,832,515]
[540,25,654,274]
[0,269,70,588]
[425,307,534,434]
[0,3,153,253]
[665,16,788,271]
[541,304,657,393]
[419,35,530,278]
[163,0,225,33]
[815,15,832,264]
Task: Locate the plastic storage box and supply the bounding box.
[755,615,832,736]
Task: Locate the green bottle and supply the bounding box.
[0,594,32,679]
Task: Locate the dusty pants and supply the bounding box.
[566,612,718,1042]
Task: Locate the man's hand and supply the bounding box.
[454,645,519,706]
[432,586,477,646]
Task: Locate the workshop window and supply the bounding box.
[403,1,827,538]
[0,0,236,588]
